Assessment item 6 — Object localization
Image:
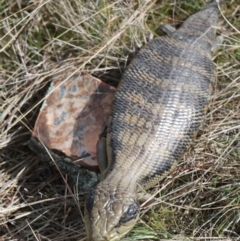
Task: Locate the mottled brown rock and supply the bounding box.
[28,137,99,192]
[32,68,116,170]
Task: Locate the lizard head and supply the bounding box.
[84,182,139,241]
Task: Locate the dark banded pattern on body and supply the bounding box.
[85,1,219,240]
[105,33,215,188]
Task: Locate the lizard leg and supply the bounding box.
[160,24,176,34]
[138,192,155,203]
[136,184,156,205]
[156,23,176,36]
[96,130,108,176]
[211,35,224,54]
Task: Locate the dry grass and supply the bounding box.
[0,0,240,240]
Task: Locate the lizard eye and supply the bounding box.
[118,203,139,226]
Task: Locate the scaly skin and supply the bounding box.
[85,1,219,240]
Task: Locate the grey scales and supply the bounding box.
[84,1,220,240]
